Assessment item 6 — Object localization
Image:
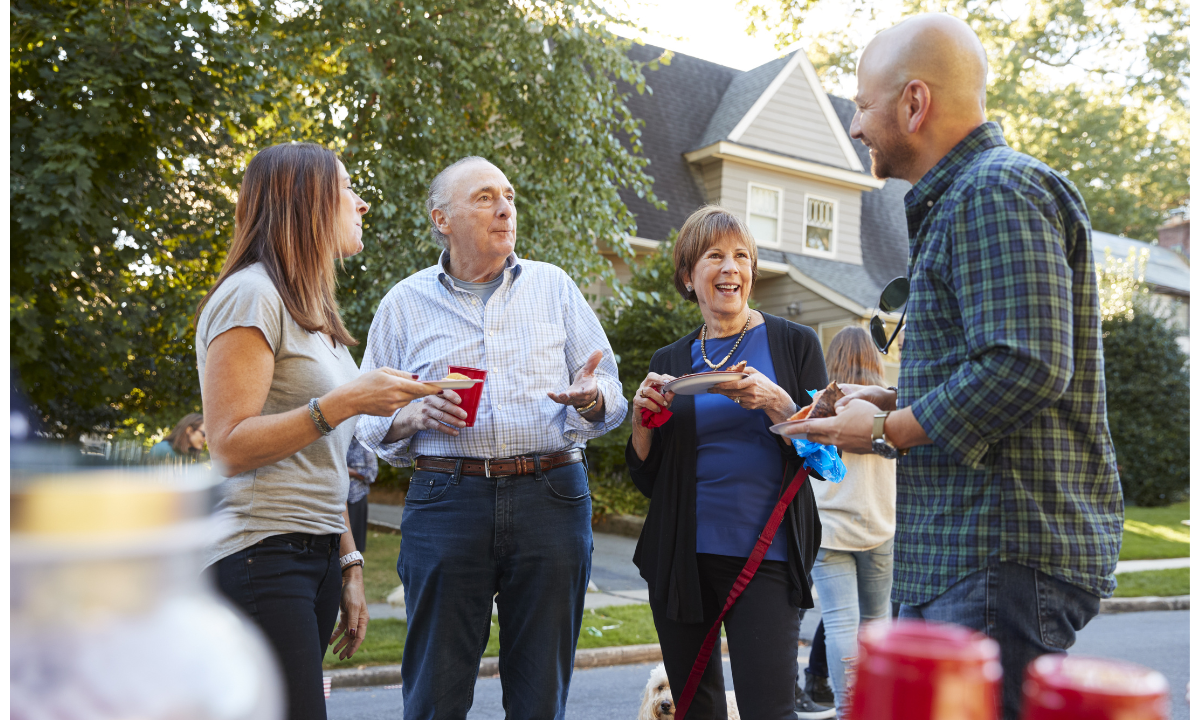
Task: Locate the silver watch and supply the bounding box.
[339,550,364,570]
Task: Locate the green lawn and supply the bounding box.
[324,603,660,670]
[1121,502,1190,560]
[1113,567,1189,598]
[361,530,404,603]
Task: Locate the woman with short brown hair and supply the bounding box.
[628,205,829,719]
[195,142,434,720]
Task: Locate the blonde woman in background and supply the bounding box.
[811,326,897,718]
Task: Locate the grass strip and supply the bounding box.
[1113,567,1189,598]
[361,530,403,603]
[1121,502,1190,560]
[324,603,659,670]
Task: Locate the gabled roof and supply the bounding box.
[617,43,739,242]
[695,55,792,149]
[1093,231,1190,297]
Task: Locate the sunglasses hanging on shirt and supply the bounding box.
[870,277,909,354]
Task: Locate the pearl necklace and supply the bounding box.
[700,313,752,370]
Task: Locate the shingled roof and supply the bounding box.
[617,44,910,311]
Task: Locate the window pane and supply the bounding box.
[748,215,778,245]
[806,225,831,252]
[750,186,779,217]
[807,198,834,229]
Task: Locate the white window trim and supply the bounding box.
[801,193,838,259]
[746,181,784,248]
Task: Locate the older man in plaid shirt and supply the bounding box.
[356,156,627,720]
[790,15,1123,720]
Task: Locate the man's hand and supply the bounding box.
[385,390,468,442]
[780,398,882,454]
[548,350,605,416]
[835,384,897,412]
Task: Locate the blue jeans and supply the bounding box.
[810,539,894,719]
[900,562,1100,720]
[398,460,593,720]
[216,533,342,720]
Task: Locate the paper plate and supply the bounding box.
[768,420,809,439]
[662,372,748,396]
[424,378,486,389]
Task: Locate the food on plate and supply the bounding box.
[788,382,845,421]
[722,360,747,373]
[442,372,471,381]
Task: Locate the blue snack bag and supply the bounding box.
[792,389,846,483]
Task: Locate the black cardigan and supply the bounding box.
[625,312,828,624]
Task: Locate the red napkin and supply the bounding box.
[640,406,673,428]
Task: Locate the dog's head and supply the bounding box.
[638,663,675,720]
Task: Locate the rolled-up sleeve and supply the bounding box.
[559,273,628,443]
[910,186,1075,469]
[355,290,417,467]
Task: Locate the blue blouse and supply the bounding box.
[692,323,788,561]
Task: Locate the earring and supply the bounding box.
[686,284,693,292]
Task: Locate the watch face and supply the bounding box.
[872,438,898,460]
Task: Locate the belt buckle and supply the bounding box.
[484,458,492,479]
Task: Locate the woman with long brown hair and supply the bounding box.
[150,412,206,459]
[809,326,897,719]
[195,142,434,720]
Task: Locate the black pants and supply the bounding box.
[650,553,800,720]
[347,496,368,552]
[217,533,342,720]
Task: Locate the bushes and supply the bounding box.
[586,237,703,520]
[1102,304,1190,506]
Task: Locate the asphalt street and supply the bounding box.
[328,610,1190,720]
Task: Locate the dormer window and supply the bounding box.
[747,183,783,247]
[804,195,837,257]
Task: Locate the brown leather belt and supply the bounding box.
[414,448,585,478]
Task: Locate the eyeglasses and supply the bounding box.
[870,277,909,354]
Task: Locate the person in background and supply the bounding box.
[628,206,827,720]
[150,413,206,460]
[346,436,378,553]
[195,142,435,720]
[809,326,896,718]
[796,618,835,715]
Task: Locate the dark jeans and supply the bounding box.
[899,562,1100,720]
[398,460,593,720]
[216,533,342,720]
[347,495,368,552]
[651,553,800,720]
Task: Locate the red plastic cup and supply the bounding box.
[447,366,487,427]
[1020,654,1168,720]
[849,619,1002,720]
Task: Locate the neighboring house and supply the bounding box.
[1093,230,1191,352]
[603,43,910,383]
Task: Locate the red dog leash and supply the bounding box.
[673,467,809,720]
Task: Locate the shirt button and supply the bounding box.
[926,200,934,207]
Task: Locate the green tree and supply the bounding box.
[10,0,282,438]
[742,0,1189,242]
[587,236,703,518]
[11,0,661,438]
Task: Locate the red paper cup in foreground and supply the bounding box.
[849,619,1001,720]
[1020,654,1168,720]
[447,365,487,427]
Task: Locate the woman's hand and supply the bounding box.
[321,368,439,426]
[835,384,897,412]
[631,372,676,462]
[708,367,797,425]
[330,566,369,660]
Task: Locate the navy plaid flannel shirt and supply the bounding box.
[894,122,1124,606]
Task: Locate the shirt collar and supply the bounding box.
[904,121,1007,237]
[437,250,522,290]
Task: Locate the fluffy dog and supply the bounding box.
[638,663,740,720]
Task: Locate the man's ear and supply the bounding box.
[901,79,932,135]
[431,207,452,235]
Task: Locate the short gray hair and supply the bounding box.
[426,155,490,248]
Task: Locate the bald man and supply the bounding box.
[787,14,1123,719]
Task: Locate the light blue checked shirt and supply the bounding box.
[356,252,627,465]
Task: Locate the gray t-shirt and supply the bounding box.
[449,273,504,305]
[196,263,361,567]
